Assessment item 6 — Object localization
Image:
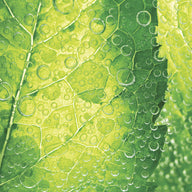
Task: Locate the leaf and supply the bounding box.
[150,0,192,191]
[0,0,167,191]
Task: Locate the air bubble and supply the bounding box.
[136,11,151,27]
[17,96,36,117]
[117,69,135,86]
[36,65,51,80]
[0,82,12,101]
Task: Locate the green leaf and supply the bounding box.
[150,0,192,191]
[0,0,167,191]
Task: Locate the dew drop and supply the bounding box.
[106,15,115,25]
[64,56,78,69]
[136,11,151,27]
[36,65,51,80]
[89,18,105,35]
[121,45,132,56]
[148,141,159,151]
[13,32,24,44]
[24,14,34,26]
[17,96,36,117]
[102,104,114,115]
[111,34,122,45]
[53,0,74,15]
[40,24,50,35]
[117,69,135,86]
[0,82,12,101]
[0,39,8,51]
[141,169,150,179]
[124,148,135,158]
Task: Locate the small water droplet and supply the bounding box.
[89,18,106,35]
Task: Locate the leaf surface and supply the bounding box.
[0,0,167,191]
[151,0,192,191]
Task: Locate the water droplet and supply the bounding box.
[111,170,119,177]
[45,134,52,142]
[124,148,135,158]
[89,18,105,35]
[53,0,74,15]
[141,169,150,179]
[89,135,98,145]
[153,69,161,77]
[40,24,50,35]
[106,15,115,25]
[13,32,24,44]
[80,133,87,141]
[36,65,51,80]
[121,45,132,56]
[112,34,122,45]
[64,56,78,69]
[117,69,135,86]
[18,96,36,117]
[102,104,114,115]
[136,11,151,27]
[154,50,165,62]
[27,127,34,134]
[148,141,159,151]
[24,14,34,26]
[0,39,8,51]
[150,105,160,115]
[0,82,12,101]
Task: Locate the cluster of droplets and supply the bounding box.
[148,0,192,191]
[0,0,171,191]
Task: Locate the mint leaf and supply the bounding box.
[151,0,192,191]
[0,0,167,191]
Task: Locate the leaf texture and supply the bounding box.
[151,0,192,191]
[0,0,167,191]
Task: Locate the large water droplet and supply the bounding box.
[64,56,78,69]
[136,11,151,27]
[117,69,135,86]
[0,82,12,101]
[17,96,36,117]
[36,65,51,80]
[53,0,74,15]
